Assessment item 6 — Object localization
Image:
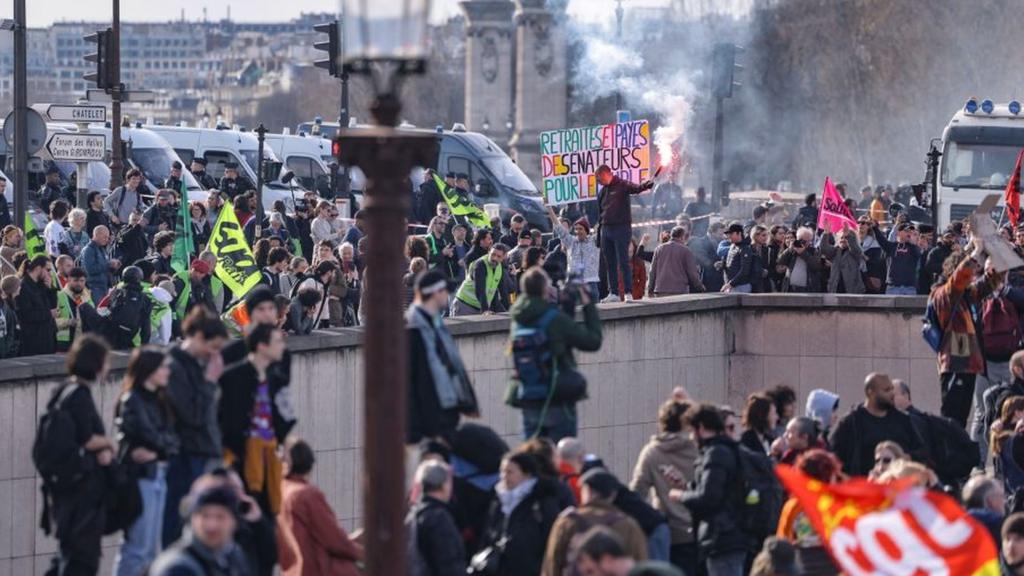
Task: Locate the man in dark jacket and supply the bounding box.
[689,221,725,293]
[218,324,296,517]
[37,165,66,215]
[510,268,602,442]
[722,223,754,293]
[410,460,467,576]
[791,193,819,230]
[84,190,111,236]
[115,212,149,268]
[143,188,177,241]
[407,270,479,445]
[830,372,925,477]
[415,170,444,225]
[164,160,185,192]
[189,157,219,190]
[874,221,921,295]
[219,162,253,201]
[922,228,958,290]
[16,255,57,356]
[103,265,153,349]
[894,379,978,488]
[681,403,749,576]
[596,164,654,301]
[163,308,228,547]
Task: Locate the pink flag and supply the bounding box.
[817,177,858,232]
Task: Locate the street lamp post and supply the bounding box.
[255,123,267,238]
[333,2,434,574]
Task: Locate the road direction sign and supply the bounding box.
[35,104,107,123]
[2,108,47,155]
[45,132,106,162]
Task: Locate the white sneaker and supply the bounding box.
[624,294,634,302]
[601,294,620,304]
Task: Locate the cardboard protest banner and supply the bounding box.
[432,173,491,229]
[972,194,1024,272]
[540,120,651,206]
[207,208,261,297]
[776,464,999,576]
[817,177,858,232]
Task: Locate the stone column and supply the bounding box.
[461,0,515,146]
[510,0,568,185]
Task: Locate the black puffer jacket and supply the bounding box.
[681,435,750,557]
[481,477,564,576]
[414,496,466,576]
[166,345,222,458]
[115,387,180,479]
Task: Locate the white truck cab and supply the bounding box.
[938,98,1024,228]
[144,124,295,212]
[265,132,334,195]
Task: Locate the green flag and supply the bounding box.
[171,182,195,320]
[432,173,491,229]
[171,181,194,275]
[24,212,45,260]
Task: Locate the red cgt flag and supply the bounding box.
[1005,149,1024,228]
[775,464,1000,576]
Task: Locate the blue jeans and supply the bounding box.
[162,454,214,547]
[586,282,600,302]
[522,403,578,442]
[114,464,168,576]
[600,224,632,296]
[706,551,747,576]
[647,522,671,562]
[730,283,752,293]
[886,285,917,296]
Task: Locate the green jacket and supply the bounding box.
[508,295,602,372]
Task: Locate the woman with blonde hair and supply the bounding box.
[868,441,907,481]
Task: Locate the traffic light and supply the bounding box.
[711,43,743,99]
[83,27,115,90]
[313,21,340,78]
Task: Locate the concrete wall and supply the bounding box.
[0,294,929,574]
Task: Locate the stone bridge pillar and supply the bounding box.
[509,0,567,185]
[461,0,515,147]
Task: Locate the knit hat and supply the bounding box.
[573,217,591,235]
[244,286,275,314]
[190,259,212,275]
[187,484,239,517]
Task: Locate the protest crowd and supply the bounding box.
[8,155,1024,576]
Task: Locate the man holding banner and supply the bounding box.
[596,165,654,302]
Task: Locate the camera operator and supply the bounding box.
[507,268,602,442]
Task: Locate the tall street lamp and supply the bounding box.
[333,2,436,575]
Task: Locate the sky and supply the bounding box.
[0,0,672,27]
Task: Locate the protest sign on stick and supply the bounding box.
[540,120,651,206]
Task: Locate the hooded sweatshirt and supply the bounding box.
[149,285,175,345]
[630,432,699,544]
[805,389,839,438]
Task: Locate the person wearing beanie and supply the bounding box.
[407,269,478,446]
[172,258,217,319]
[150,476,250,575]
[543,467,648,576]
[547,204,601,300]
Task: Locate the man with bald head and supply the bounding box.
[80,225,119,300]
[829,372,924,476]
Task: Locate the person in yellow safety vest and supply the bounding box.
[451,244,510,317]
[55,268,93,352]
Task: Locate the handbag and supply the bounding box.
[468,536,506,575]
[552,367,588,404]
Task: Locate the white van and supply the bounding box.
[145,125,295,211]
[265,132,333,195]
[59,124,206,201]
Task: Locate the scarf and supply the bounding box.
[497,477,538,518]
[406,304,474,411]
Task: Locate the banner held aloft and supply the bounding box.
[207,208,261,298]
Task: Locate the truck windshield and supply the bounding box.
[131,147,201,191]
[55,161,111,192]
[241,148,280,181]
[941,126,1024,189]
[482,155,539,196]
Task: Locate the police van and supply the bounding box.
[318,121,547,230]
[144,124,294,211]
[937,98,1024,228]
[264,132,335,196]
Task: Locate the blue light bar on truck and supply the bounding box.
[965,98,979,114]
[982,99,995,114]
[1010,101,1021,115]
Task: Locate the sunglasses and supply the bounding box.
[875,456,892,465]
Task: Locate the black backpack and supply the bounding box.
[33,384,89,515]
[107,286,146,338]
[730,444,784,540]
[924,412,979,486]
